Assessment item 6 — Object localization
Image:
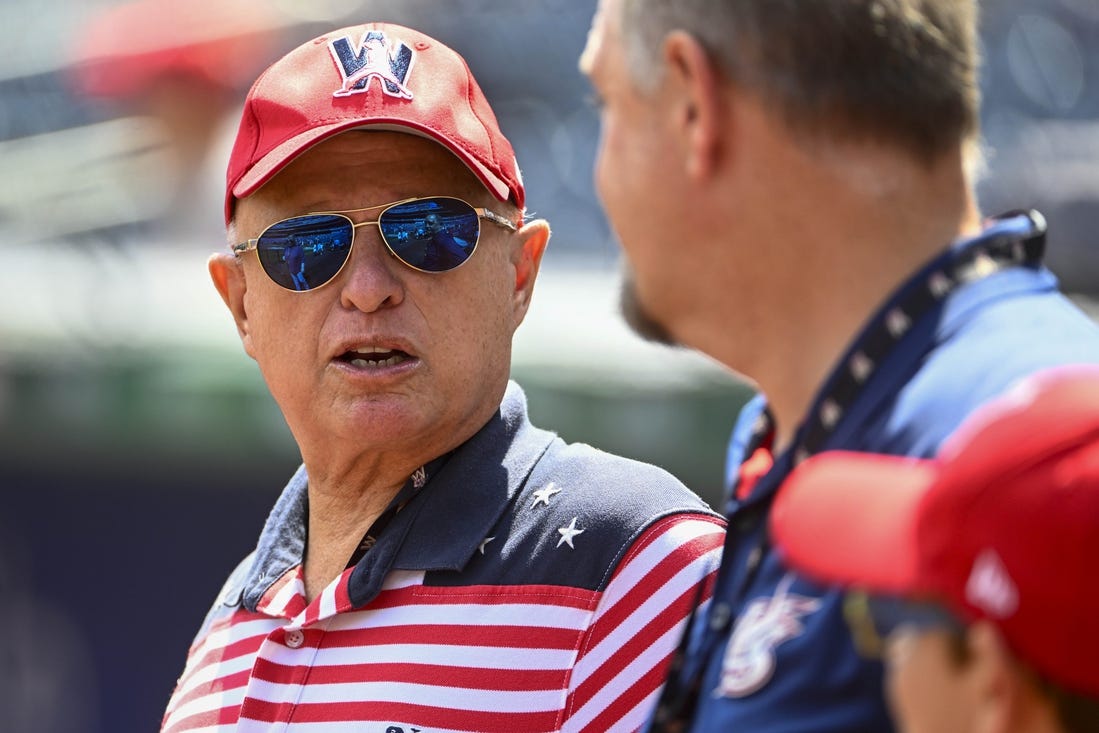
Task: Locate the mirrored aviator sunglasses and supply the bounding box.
[844,590,967,658]
[233,196,517,292]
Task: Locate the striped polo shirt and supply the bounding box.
[162,382,725,732]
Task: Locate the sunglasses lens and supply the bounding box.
[256,215,354,291]
[870,596,962,636]
[379,197,480,272]
[844,592,885,658]
[846,592,964,658]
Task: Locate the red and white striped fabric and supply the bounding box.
[162,514,724,733]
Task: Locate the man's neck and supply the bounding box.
[301,473,407,603]
[722,143,982,453]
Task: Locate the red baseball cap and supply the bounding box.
[72,0,280,99]
[224,21,524,224]
[772,364,1099,698]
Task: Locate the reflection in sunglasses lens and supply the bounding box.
[254,198,484,291]
[381,198,479,272]
[258,215,354,291]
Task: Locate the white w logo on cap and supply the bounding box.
[329,31,415,99]
[965,549,1019,618]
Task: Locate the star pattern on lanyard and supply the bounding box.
[849,351,875,383]
[557,517,585,549]
[531,483,562,508]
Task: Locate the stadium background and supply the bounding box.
[0,1,1095,731]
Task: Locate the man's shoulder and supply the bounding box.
[546,437,700,489]
[428,436,721,592]
[534,437,719,523]
[190,550,257,643]
[859,293,1099,457]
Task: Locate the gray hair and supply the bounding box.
[618,0,981,162]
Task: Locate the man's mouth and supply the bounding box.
[339,346,414,369]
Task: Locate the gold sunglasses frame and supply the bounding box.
[232,195,518,289]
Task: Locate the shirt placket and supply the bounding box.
[237,566,356,730]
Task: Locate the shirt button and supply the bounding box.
[285,629,305,648]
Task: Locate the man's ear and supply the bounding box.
[966,621,1030,733]
[208,252,257,359]
[510,219,550,327]
[662,30,723,180]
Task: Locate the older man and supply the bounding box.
[161,22,724,733]
[580,1,1099,731]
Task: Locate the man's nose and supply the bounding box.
[337,225,407,312]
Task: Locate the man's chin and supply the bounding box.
[620,273,677,346]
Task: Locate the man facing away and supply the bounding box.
[580,1,1099,731]
[773,365,1099,733]
[161,21,724,733]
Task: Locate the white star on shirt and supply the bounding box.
[531,483,562,508]
[557,517,585,549]
[478,536,495,555]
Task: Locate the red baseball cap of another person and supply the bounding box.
[224,21,524,225]
[771,364,1099,699]
[72,0,280,99]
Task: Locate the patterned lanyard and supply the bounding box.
[650,212,1046,731]
[345,457,445,569]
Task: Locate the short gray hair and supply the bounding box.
[619,0,981,162]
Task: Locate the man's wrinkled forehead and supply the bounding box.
[231,130,482,236]
[245,129,490,201]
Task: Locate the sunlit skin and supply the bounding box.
[883,622,1066,733]
[581,0,984,452]
[579,0,707,346]
[210,131,549,599]
[885,628,977,733]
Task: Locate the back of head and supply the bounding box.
[619,0,980,164]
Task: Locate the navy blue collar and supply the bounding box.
[239,381,556,611]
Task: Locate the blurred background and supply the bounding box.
[0,1,1095,731]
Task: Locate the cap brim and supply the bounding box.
[227,119,512,223]
[771,452,939,596]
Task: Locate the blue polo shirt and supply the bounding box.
[657,212,1099,732]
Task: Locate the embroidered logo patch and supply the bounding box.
[328,31,415,99]
[717,575,821,697]
[965,549,1019,618]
